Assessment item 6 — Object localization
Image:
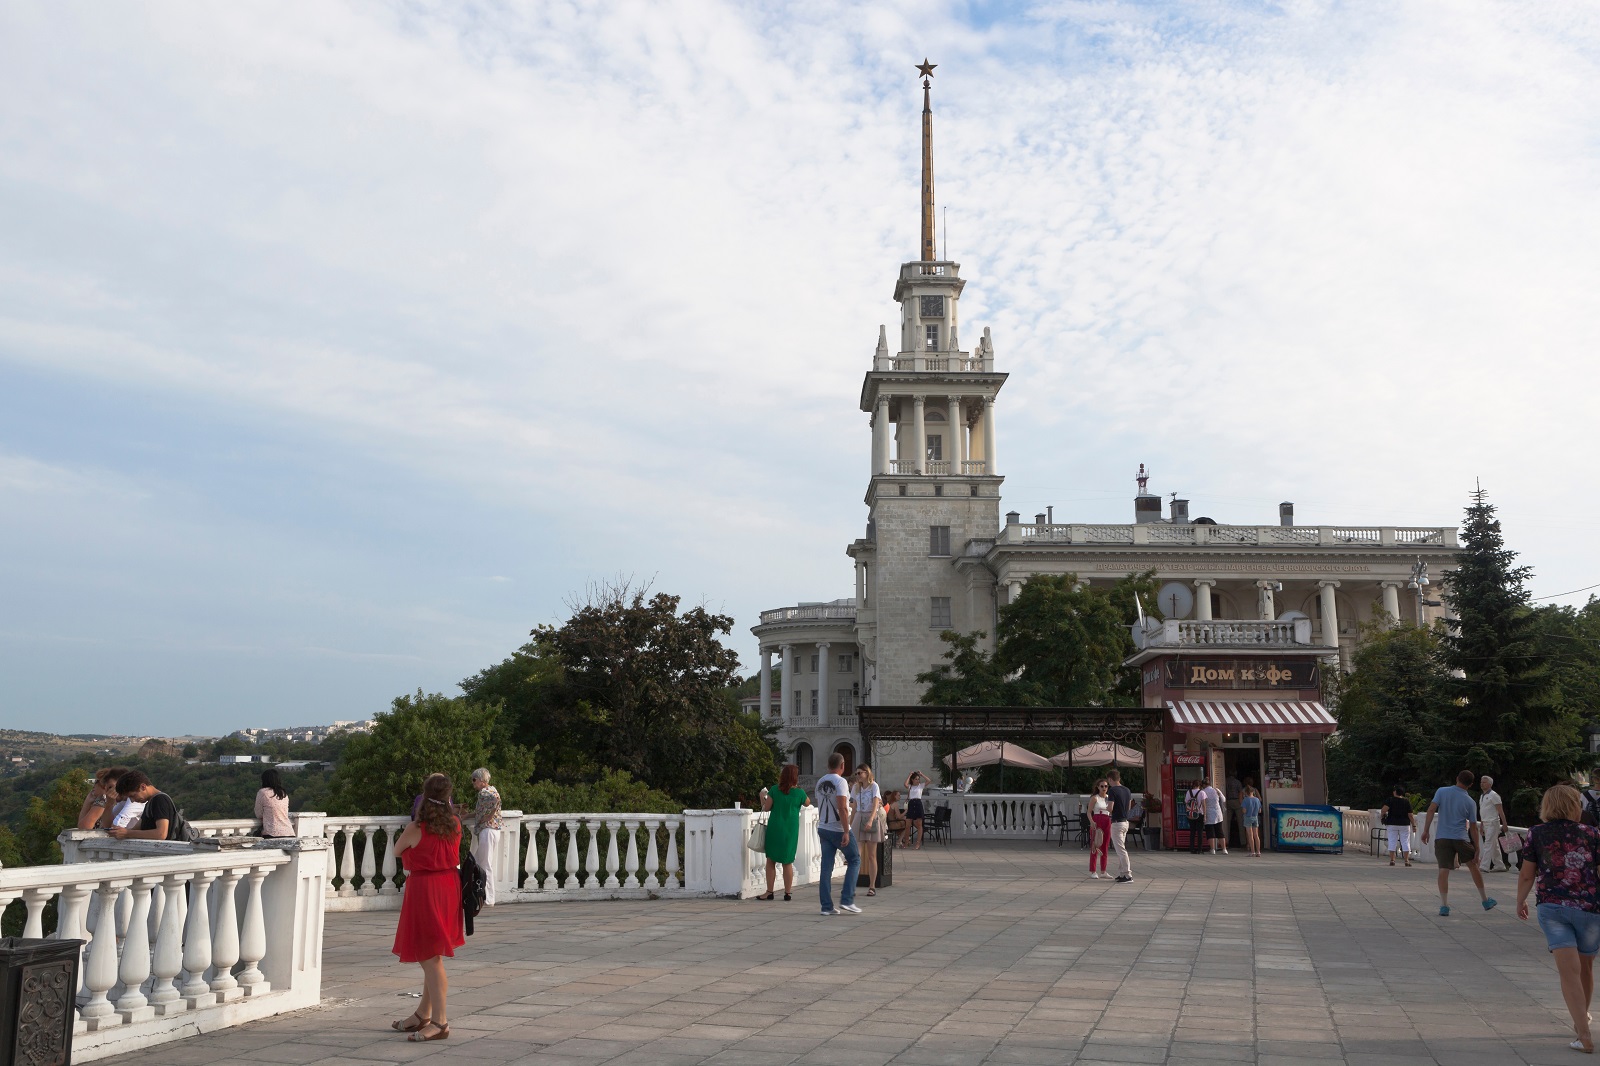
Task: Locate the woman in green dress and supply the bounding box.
[759,763,810,900]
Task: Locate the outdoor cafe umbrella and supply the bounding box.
[1049,741,1143,769]
[942,740,1053,792]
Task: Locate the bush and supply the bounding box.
[520,770,681,815]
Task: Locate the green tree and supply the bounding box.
[181,743,199,759]
[1439,487,1579,817]
[328,691,537,817]
[468,583,778,808]
[20,769,88,866]
[917,631,1026,706]
[520,768,683,815]
[1325,622,1452,809]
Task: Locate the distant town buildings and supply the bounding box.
[230,719,376,745]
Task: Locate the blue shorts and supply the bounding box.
[1242,816,1259,828]
[1537,903,1600,955]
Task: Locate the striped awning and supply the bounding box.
[1166,700,1336,735]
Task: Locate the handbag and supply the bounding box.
[748,820,767,852]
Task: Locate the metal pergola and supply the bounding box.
[858,706,1162,783]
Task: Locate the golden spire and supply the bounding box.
[918,59,937,262]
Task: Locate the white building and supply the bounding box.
[752,69,1458,789]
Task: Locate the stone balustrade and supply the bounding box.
[1001,523,1458,548]
[3,826,326,1062]
[1141,618,1313,648]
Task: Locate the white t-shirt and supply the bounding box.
[110,799,146,828]
[815,773,850,831]
[908,782,925,800]
[1480,790,1503,823]
[1091,795,1111,815]
[1200,786,1225,824]
[851,782,881,813]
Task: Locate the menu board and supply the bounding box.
[1264,738,1302,789]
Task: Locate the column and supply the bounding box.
[982,396,997,475]
[1318,580,1341,652]
[1193,579,1215,621]
[1256,580,1276,620]
[779,645,793,726]
[816,643,831,727]
[872,394,890,475]
[759,648,772,721]
[947,397,962,473]
[912,396,927,475]
[1380,581,1402,626]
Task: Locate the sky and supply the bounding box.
[2,1,1598,736]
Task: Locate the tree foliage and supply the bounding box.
[918,572,1158,708]
[328,691,537,817]
[462,582,779,809]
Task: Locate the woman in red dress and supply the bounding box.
[390,773,465,1041]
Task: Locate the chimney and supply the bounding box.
[1170,498,1190,524]
[1006,511,1020,525]
[1279,502,1294,526]
[1035,513,1047,526]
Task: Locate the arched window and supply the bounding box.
[833,742,855,777]
[795,742,813,777]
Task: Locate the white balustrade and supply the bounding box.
[319,816,410,909]
[1,836,325,1063]
[513,815,692,900]
[925,459,950,474]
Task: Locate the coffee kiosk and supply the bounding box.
[1127,617,1338,849]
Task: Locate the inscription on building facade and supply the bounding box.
[1165,659,1319,689]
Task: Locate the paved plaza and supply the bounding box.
[155,841,1577,1066]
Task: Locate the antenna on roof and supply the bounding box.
[943,205,948,261]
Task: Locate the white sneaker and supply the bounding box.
[1222,849,1230,855]
[820,909,837,916]
[839,903,862,914]
[1089,872,1100,879]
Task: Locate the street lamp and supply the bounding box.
[1407,558,1442,624]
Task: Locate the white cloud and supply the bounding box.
[1,0,1598,727]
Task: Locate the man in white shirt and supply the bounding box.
[814,753,860,915]
[1478,775,1507,872]
[1200,777,1228,855]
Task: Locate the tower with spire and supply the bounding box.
[848,60,1008,707]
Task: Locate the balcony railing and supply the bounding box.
[1141,618,1313,648]
[879,352,994,373]
[1000,524,1458,548]
[758,604,858,625]
[925,459,950,475]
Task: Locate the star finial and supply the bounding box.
[916,59,936,83]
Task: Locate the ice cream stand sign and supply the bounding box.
[1269,804,1343,854]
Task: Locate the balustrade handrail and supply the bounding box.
[997,523,1458,548]
[759,604,858,624]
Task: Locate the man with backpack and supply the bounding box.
[1186,781,1207,854]
[107,770,184,841]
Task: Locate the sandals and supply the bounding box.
[866,888,877,896]
[409,1021,450,1042]
[756,892,775,901]
[783,892,791,901]
[391,1012,425,1032]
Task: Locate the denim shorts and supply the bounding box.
[1537,903,1600,956]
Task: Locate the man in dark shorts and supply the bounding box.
[1422,769,1496,917]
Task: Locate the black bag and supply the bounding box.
[1582,790,1600,828]
[459,850,487,936]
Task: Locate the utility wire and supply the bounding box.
[1534,583,1600,601]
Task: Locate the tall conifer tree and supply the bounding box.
[1439,485,1575,817]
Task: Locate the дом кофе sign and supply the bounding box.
[1164,660,1319,690]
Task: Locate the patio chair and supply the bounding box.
[1044,807,1071,847]
[924,805,952,845]
[1076,812,1092,849]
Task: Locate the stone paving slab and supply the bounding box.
[160,843,1579,1065]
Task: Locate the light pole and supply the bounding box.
[1407,558,1442,625]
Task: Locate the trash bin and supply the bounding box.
[0,936,84,1066]
[858,839,893,889]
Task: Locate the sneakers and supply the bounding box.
[1439,905,1450,916]
[1222,849,1230,855]
[839,903,862,914]
[1089,872,1100,880]
[820,908,837,916]
[1114,875,1133,883]
[1483,898,1498,911]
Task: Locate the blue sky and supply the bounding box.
[3,1,1599,735]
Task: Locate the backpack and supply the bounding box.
[459,850,488,936]
[172,810,200,844]
[1582,790,1600,828]
[1185,789,1204,821]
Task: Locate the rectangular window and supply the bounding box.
[925,324,939,350]
[926,434,942,461]
[809,690,818,714]
[929,526,951,556]
[837,690,856,715]
[930,596,952,629]
[839,653,853,673]
[793,690,803,715]
[809,654,819,672]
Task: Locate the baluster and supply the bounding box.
[356,825,378,896]
[337,827,357,897]
[379,823,400,896]
[582,820,600,887]
[324,824,339,899]
[21,887,50,939]
[666,820,680,887]
[210,869,244,1001]
[643,820,661,887]
[55,881,92,1005]
[180,870,217,1007]
[621,820,640,887]
[235,866,272,996]
[80,880,127,1028]
[542,820,558,890]
[148,872,190,1015]
[114,877,157,1022]
[603,819,621,889]
[524,820,541,891]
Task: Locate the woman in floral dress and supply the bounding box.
[1518,783,1600,1053]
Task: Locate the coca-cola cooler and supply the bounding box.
[1162,753,1208,850]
